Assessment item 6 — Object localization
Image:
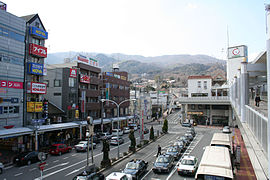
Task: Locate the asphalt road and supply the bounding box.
[0,111,222,180]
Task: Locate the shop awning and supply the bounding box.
[0,127,34,139]
[37,122,79,132]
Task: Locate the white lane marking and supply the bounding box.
[5,166,13,170]
[43,162,69,172]
[53,160,59,163]
[65,166,85,176]
[71,154,77,156]
[63,157,69,160]
[30,168,37,171]
[19,166,27,169]
[166,134,203,180]
[14,173,23,176]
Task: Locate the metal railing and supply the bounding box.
[245,105,268,153]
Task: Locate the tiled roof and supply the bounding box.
[188,75,212,79]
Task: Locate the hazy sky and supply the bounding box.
[6,0,269,60]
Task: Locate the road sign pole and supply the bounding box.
[40,170,43,180]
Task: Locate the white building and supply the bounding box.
[188,76,212,97]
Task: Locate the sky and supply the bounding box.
[6,0,270,60]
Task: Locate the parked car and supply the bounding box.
[92,134,101,144]
[13,151,47,166]
[165,145,182,160]
[222,126,231,133]
[128,124,138,131]
[173,141,185,152]
[184,133,193,142]
[143,127,149,134]
[110,136,124,145]
[75,141,96,152]
[0,162,3,174]
[152,154,174,173]
[112,129,124,136]
[182,122,192,127]
[186,129,195,137]
[73,170,104,180]
[123,127,131,134]
[179,136,190,146]
[123,159,148,179]
[106,172,132,180]
[100,132,112,140]
[49,143,72,156]
[177,155,198,176]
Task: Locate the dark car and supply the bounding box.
[184,133,193,142]
[165,146,181,160]
[91,135,101,144]
[152,154,174,173]
[123,159,148,179]
[49,143,72,156]
[73,170,104,180]
[173,140,185,152]
[143,128,149,134]
[179,136,190,146]
[182,122,191,127]
[13,151,47,166]
[186,129,195,137]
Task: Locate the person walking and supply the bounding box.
[255,94,261,107]
[156,145,161,157]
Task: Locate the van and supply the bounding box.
[112,129,123,136]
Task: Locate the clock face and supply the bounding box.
[232,48,240,55]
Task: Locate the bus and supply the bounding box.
[195,146,234,180]
[210,133,233,154]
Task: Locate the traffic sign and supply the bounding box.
[39,162,46,171]
[38,152,47,161]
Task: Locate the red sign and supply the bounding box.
[29,43,47,58]
[27,82,47,94]
[80,74,90,83]
[70,69,77,78]
[39,162,46,171]
[0,80,23,89]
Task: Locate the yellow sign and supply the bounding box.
[120,76,127,80]
[187,111,203,115]
[27,102,35,112]
[35,102,43,112]
[75,110,79,119]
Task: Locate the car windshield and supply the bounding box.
[51,146,58,149]
[156,157,169,163]
[182,159,195,165]
[73,176,88,180]
[126,162,139,169]
[78,142,87,145]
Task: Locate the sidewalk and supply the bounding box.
[234,128,257,180]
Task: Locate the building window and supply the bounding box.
[191,104,195,110]
[204,81,207,89]
[35,22,40,28]
[54,80,61,87]
[69,78,75,87]
[54,93,61,96]
[32,38,41,45]
[197,81,201,88]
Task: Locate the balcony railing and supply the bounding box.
[177,96,230,104]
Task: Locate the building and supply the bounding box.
[188,75,212,97]
[101,66,131,131]
[21,14,48,127]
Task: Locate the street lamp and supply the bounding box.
[100,98,136,159]
[86,116,94,169]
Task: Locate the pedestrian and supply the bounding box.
[156,145,161,157]
[255,94,261,107]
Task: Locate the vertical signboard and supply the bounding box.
[81,90,86,113]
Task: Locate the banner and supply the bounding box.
[80,74,90,83]
[35,102,43,112]
[27,82,47,94]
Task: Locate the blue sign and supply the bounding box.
[11,98,19,103]
[30,26,48,39]
[27,62,44,75]
[0,107,2,114]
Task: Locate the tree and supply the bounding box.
[129,130,136,152]
[150,126,154,140]
[162,119,168,133]
[100,139,111,168]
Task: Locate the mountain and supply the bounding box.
[45,52,226,80]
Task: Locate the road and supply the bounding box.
[0,111,222,180]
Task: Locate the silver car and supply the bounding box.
[0,162,3,174]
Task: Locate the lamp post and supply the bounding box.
[100,98,136,159]
[86,116,94,169]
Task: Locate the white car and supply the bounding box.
[106,172,132,180]
[75,141,96,152]
[123,127,130,134]
[0,162,3,174]
[222,126,231,133]
[112,129,123,136]
[177,156,198,176]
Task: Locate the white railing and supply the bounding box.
[246,105,268,153]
